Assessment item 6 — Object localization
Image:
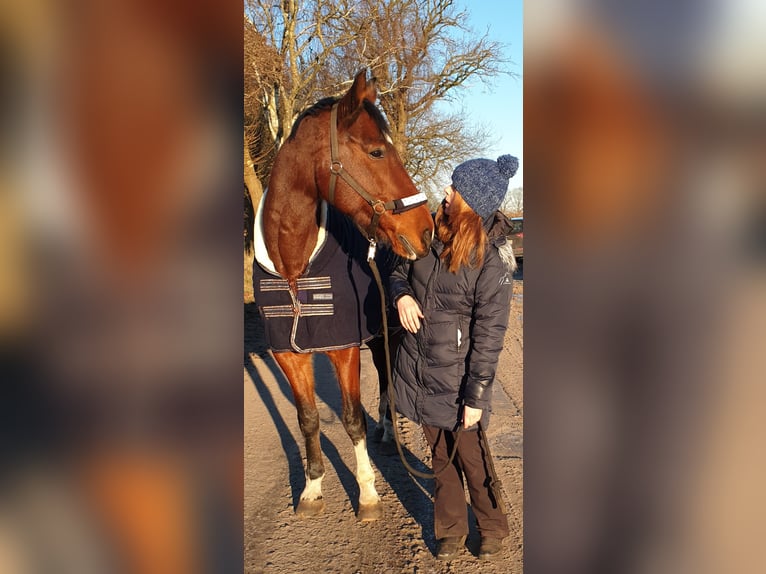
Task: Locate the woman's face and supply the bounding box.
[443,185,456,215]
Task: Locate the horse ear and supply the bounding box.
[337,69,377,121]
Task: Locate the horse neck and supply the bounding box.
[263,187,321,285]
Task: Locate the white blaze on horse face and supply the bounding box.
[354,439,380,506]
[300,473,325,501]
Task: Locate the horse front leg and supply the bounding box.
[326,347,382,521]
[273,351,326,518]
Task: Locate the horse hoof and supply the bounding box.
[357,503,382,522]
[296,499,325,518]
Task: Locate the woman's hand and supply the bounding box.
[463,405,483,429]
[396,295,424,333]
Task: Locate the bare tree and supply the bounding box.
[246,0,361,146]
[502,186,523,216]
[244,15,282,203]
[244,14,285,253]
[244,0,515,198]
[336,0,512,192]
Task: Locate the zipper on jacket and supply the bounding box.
[417,254,440,359]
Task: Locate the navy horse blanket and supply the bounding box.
[251,194,382,353]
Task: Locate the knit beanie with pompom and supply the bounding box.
[451,154,519,220]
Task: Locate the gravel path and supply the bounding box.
[244,281,523,573]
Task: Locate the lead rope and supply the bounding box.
[478,420,508,512]
[367,252,461,479]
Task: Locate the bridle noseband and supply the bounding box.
[328,103,427,259]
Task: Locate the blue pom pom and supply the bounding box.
[497,155,519,178]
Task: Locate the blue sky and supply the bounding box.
[443,1,524,187]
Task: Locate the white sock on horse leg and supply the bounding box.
[300,473,325,501]
[353,440,379,506]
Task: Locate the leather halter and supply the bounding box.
[328,103,427,255]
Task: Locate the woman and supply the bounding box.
[389,154,519,561]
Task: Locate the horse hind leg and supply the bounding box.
[367,334,397,454]
[273,352,326,518]
[374,371,395,454]
[327,347,382,521]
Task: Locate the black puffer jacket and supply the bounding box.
[389,212,516,431]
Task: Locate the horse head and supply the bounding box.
[265,70,433,282]
[320,70,433,260]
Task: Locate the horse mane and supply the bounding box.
[287,96,392,141]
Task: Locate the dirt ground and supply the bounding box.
[244,273,523,574]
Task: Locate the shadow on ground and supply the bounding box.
[245,303,436,531]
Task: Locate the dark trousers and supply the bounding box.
[422,424,510,540]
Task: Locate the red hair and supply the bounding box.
[435,191,487,273]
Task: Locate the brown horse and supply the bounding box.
[253,70,433,520]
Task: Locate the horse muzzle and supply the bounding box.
[398,228,432,260]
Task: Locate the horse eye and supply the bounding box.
[369,149,384,159]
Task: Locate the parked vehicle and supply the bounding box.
[509,216,523,261]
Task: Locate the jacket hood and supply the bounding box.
[485,210,513,238]
[486,211,517,272]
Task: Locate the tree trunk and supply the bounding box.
[244,134,263,207]
[244,134,262,254]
